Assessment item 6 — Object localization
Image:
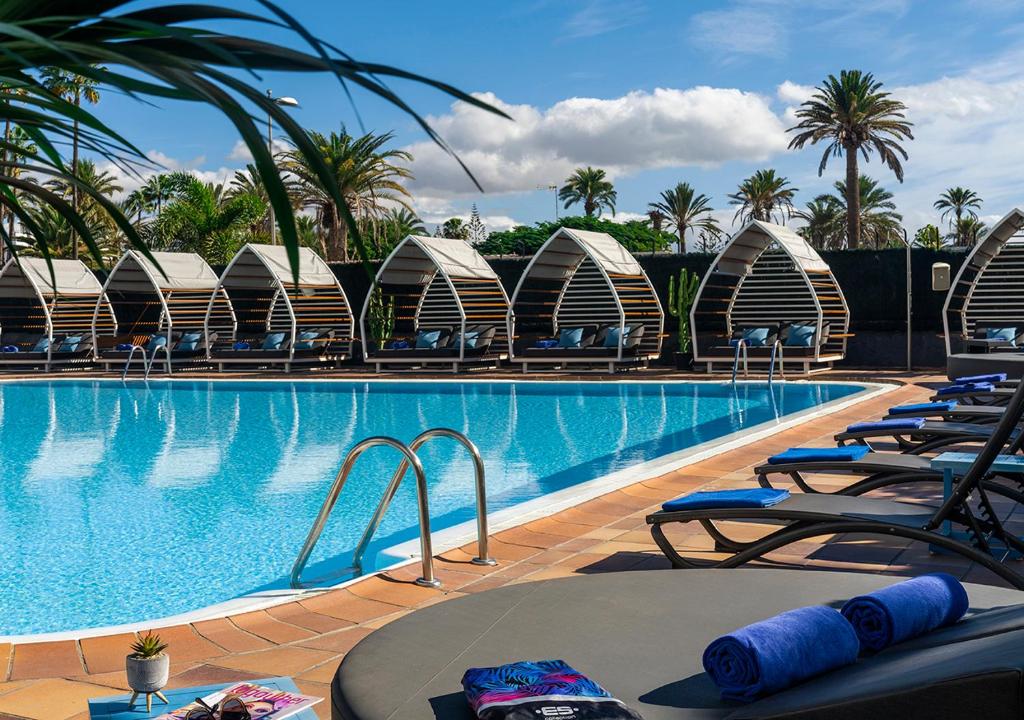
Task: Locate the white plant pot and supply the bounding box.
[125,653,169,693]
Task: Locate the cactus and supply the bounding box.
[367,287,396,347]
[668,268,700,353]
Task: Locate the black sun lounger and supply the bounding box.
[930,386,1017,406]
[834,420,1019,454]
[647,378,1024,589]
[883,403,1006,424]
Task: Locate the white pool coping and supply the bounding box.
[0,377,895,643]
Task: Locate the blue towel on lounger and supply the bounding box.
[767,445,871,464]
[888,400,957,415]
[936,381,995,396]
[703,605,860,702]
[955,373,1007,384]
[115,343,133,351]
[846,417,926,433]
[386,339,410,350]
[232,341,250,351]
[840,573,969,652]
[1,345,17,353]
[534,339,558,349]
[662,488,789,512]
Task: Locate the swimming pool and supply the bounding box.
[0,379,871,636]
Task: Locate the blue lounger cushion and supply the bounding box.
[1,345,17,353]
[767,445,871,464]
[232,341,251,351]
[32,337,50,352]
[662,488,789,512]
[955,373,1007,384]
[841,573,969,652]
[534,339,558,349]
[986,327,1018,346]
[703,605,860,702]
[262,332,286,350]
[846,418,926,433]
[936,381,995,396]
[293,330,320,350]
[889,400,957,415]
[386,339,410,350]
[558,326,585,348]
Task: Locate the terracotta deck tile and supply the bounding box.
[297,657,343,685]
[525,548,575,565]
[522,518,595,538]
[298,590,403,623]
[0,678,116,720]
[264,603,353,635]
[210,646,336,677]
[552,508,625,527]
[0,646,9,683]
[0,682,32,699]
[78,633,136,676]
[434,553,502,575]
[146,625,222,664]
[229,610,318,644]
[293,680,331,719]
[192,618,275,653]
[493,527,572,549]
[578,527,627,541]
[297,627,374,654]
[361,610,412,630]
[345,575,445,607]
[9,641,83,681]
[483,539,544,562]
[69,670,128,691]
[165,663,258,689]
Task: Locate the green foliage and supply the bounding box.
[914,224,944,250]
[437,217,469,240]
[668,268,700,353]
[934,187,983,246]
[476,216,674,256]
[130,633,168,659]
[558,167,616,217]
[828,175,903,249]
[648,182,718,253]
[367,287,396,346]
[728,169,797,225]
[155,177,264,264]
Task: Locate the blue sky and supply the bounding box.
[99,0,1024,246]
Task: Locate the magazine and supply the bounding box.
[155,682,321,720]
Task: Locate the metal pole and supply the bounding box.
[904,228,912,371]
[267,89,276,245]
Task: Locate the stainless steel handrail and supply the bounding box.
[350,428,495,574]
[767,340,784,384]
[290,436,437,589]
[730,340,749,383]
[121,344,145,382]
[144,344,172,380]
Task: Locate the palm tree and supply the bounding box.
[154,176,263,263]
[282,128,413,262]
[558,167,616,217]
[795,196,844,250]
[828,175,903,248]
[647,182,718,253]
[914,224,944,250]
[950,216,987,246]
[228,164,297,240]
[0,124,36,244]
[43,159,122,258]
[934,188,982,246]
[787,70,913,248]
[728,169,797,225]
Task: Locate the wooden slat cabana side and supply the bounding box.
[93,250,234,370]
[206,244,353,371]
[943,208,1024,356]
[691,220,850,375]
[360,235,511,372]
[507,227,664,373]
[0,257,114,371]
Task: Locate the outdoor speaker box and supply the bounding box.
[932,262,951,292]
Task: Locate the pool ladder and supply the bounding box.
[730,339,784,384]
[290,428,496,590]
[120,344,172,382]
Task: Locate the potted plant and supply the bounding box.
[668,268,700,370]
[126,632,169,707]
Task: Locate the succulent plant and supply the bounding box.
[129,632,168,659]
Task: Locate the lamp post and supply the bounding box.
[266,90,299,245]
[537,184,558,220]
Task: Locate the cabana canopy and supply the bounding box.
[93,250,235,352]
[943,208,1024,355]
[361,235,510,367]
[691,220,850,373]
[507,227,664,366]
[0,257,114,356]
[207,243,353,361]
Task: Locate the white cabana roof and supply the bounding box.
[105,251,221,292]
[963,208,1024,271]
[529,228,644,280]
[379,235,497,285]
[0,257,104,298]
[714,220,830,276]
[222,244,338,288]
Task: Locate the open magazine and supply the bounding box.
[155,682,321,720]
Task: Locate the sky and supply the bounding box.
[96,0,1024,248]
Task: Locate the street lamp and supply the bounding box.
[537,184,558,220]
[266,90,299,245]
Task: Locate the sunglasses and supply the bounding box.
[185,694,251,720]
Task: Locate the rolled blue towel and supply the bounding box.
[232,341,251,351]
[662,488,789,512]
[534,339,559,349]
[386,339,410,350]
[936,381,995,396]
[840,573,969,652]
[767,445,870,464]
[888,400,957,415]
[1,345,18,353]
[846,417,926,433]
[955,373,1007,384]
[703,605,860,702]
[115,343,133,351]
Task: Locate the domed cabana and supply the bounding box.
[690,220,850,375]
[0,257,114,370]
[360,235,511,372]
[507,227,663,373]
[206,244,354,371]
[93,250,234,369]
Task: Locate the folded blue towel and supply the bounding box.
[115,343,133,351]
[386,340,410,350]
[846,418,926,433]
[955,373,1007,384]
[888,401,957,415]
[1,345,17,353]
[767,446,871,464]
[232,341,251,351]
[936,381,995,396]
[703,605,860,702]
[534,339,558,349]
[841,573,969,652]
[662,488,789,512]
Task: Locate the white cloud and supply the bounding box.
[96,149,239,199]
[688,7,787,58]
[228,139,291,163]
[405,88,790,198]
[563,0,646,38]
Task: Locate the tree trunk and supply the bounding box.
[325,205,343,261]
[678,223,686,254]
[845,148,860,249]
[584,199,595,217]
[1,117,8,259]
[955,208,963,246]
[71,93,80,261]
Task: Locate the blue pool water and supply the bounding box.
[0,379,866,635]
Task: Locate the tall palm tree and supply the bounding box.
[0,124,35,244]
[40,68,101,260]
[228,164,298,239]
[728,169,797,225]
[795,196,844,250]
[934,187,982,246]
[282,128,413,262]
[950,216,987,246]
[43,159,122,258]
[829,175,903,248]
[647,182,717,253]
[155,176,263,263]
[787,70,913,248]
[558,167,616,217]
